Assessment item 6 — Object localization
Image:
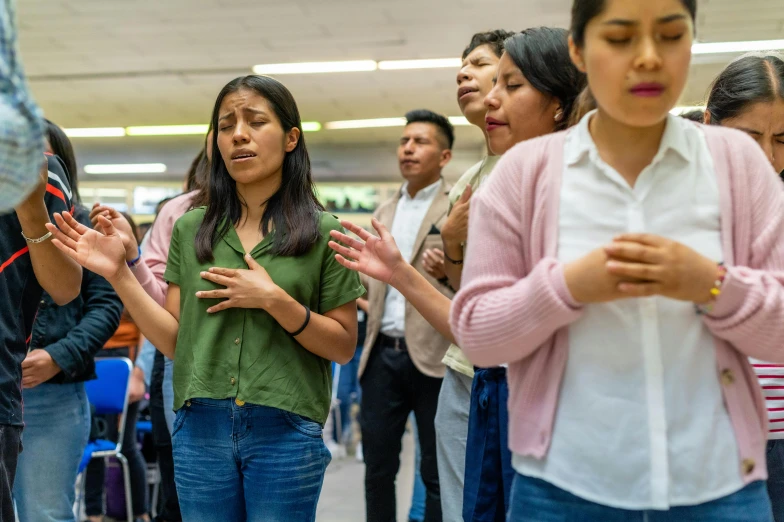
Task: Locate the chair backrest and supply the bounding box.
[85,357,133,416]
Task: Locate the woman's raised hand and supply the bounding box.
[89,203,140,262]
[46,212,128,282]
[328,218,406,285]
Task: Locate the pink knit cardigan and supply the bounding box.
[451,125,784,485]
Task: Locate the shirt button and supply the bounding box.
[235,398,245,406]
[720,369,735,386]
[742,458,756,475]
[234,338,241,345]
[230,377,236,385]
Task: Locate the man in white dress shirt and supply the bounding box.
[360,110,455,522]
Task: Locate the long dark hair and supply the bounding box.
[190,127,213,208]
[503,28,587,131]
[44,119,81,204]
[706,54,784,125]
[195,75,324,263]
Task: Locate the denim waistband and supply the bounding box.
[473,367,507,382]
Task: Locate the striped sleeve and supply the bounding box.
[44,154,73,216]
[750,358,784,439]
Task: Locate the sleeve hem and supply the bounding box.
[318,284,366,314]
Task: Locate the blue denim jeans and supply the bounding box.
[163,356,174,433]
[463,368,514,522]
[171,398,331,522]
[508,474,774,521]
[767,439,784,522]
[409,413,426,522]
[335,345,362,442]
[13,382,91,522]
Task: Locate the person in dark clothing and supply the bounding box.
[12,120,123,522]
[0,101,82,521]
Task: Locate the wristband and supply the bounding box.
[290,306,311,337]
[127,246,142,268]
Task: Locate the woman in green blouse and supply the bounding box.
[46,75,365,522]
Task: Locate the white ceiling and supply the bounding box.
[17,0,784,181]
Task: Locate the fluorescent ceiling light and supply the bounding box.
[692,39,784,55]
[301,121,322,132]
[84,163,167,175]
[126,125,209,136]
[326,116,471,130]
[325,118,407,130]
[378,58,462,70]
[253,60,377,75]
[64,127,125,138]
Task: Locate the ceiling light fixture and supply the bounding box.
[378,58,463,70]
[253,60,377,75]
[326,116,470,130]
[84,163,167,175]
[301,121,322,132]
[692,39,784,55]
[64,127,125,138]
[126,125,209,136]
[325,118,407,130]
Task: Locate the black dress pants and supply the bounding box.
[361,334,443,522]
[150,349,181,521]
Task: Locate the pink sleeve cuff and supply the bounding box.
[706,267,747,320]
[551,263,583,310]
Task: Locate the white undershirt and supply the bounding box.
[513,113,744,510]
[380,180,441,337]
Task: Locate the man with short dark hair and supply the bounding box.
[435,30,516,522]
[360,109,454,522]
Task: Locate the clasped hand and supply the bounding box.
[564,233,718,305]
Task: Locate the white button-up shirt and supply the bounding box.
[380,180,441,337]
[513,113,744,509]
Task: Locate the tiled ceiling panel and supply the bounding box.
[15,0,784,180]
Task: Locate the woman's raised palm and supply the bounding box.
[46,212,128,281]
[328,218,405,285]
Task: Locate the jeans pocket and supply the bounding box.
[171,407,189,437]
[282,411,323,439]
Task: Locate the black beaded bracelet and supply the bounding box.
[443,250,464,266]
[290,306,311,337]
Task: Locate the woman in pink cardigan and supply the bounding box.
[449,0,784,519]
[704,53,784,520]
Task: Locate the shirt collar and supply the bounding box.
[566,110,691,166]
[400,178,442,202]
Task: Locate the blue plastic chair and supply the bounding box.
[77,357,134,522]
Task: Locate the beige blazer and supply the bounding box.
[359,178,454,379]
